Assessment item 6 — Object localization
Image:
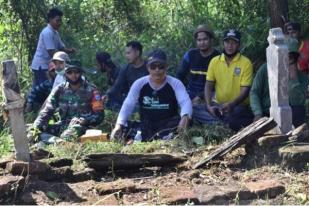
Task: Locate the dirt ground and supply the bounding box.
[1,146,309,205]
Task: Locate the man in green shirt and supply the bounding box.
[250,38,308,127]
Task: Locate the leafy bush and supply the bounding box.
[0,128,13,158]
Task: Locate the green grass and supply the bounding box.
[0,128,14,158]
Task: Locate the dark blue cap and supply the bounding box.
[147,49,167,65]
[223,29,241,42]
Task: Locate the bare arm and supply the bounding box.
[205,80,214,107]
[221,86,250,114]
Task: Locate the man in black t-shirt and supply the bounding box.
[111,49,192,142]
[107,41,148,106]
[176,24,220,123]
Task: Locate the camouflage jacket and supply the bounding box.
[34,80,104,130]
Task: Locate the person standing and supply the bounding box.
[30,7,75,88]
[177,24,220,104]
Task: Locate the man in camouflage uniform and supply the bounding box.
[32,64,104,143]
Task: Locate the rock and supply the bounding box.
[258,134,289,147]
[43,166,74,181]
[245,179,285,198]
[184,170,200,179]
[94,195,119,205]
[30,149,54,160]
[195,183,253,204]
[159,186,198,204]
[290,123,309,141]
[0,158,12,169]
[42,157,73,168]
[68,168,97,183]
[123,193,148,205]
[6,161,51,176]
[195,180,285,204]
[96,179,136,195]
[279,143,309,171]
[0,175,24,198]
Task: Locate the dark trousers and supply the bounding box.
[262,105,305,128]
[32,68,48,89]
[291,105,306,127]
[126,116,180,141]
[193,104,254,131]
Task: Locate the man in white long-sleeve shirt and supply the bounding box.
[111,49,192,141]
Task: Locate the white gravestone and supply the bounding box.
[266,28,292,134]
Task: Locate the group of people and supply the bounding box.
[27,7,309,144]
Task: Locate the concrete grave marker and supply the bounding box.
[266,28,292,134]
[1,60,30,161]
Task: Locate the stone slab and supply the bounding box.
[6,161,51,176]
[95,179,136,195]
[195,179,285,204]
[0,175,24,198]
[245,179,285,198]
[0,159,12,169]
[279,143,309,170]
[30,149,54,160]
[69,168,97,182]
[42,157,73,168]
[159,186,198,204]
[258,134,289,147]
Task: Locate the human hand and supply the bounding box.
[110,124,123,140]
[177,115,190,132]
[207,105,221,118]
[70,117,87,126]
[220,102,235,114]
[192,96,202,106]
[102,95,108,105]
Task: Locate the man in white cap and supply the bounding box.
[51,51,70,88]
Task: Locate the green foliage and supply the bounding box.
[178,123,235,148]
[0,128,13,158]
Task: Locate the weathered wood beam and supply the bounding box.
[193,117,277,169]
[84,153,187,171]
[1,60,30,162]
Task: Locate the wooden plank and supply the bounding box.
[193,117,276,169]
[84,153,187,171]
[1,60,30,162]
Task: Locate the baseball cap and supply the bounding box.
[52,51,70,62]
[223,29,241,42]
[194,24,215,38]
[285,22,301,32]
[64,64,83,73]
[285,38,299,53]
[147,49,167,65]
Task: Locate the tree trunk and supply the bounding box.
[268,0,289,29]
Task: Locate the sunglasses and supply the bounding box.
[149,63,166,70]
[66,70,81,75]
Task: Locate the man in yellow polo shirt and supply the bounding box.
[204,29,254,131]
